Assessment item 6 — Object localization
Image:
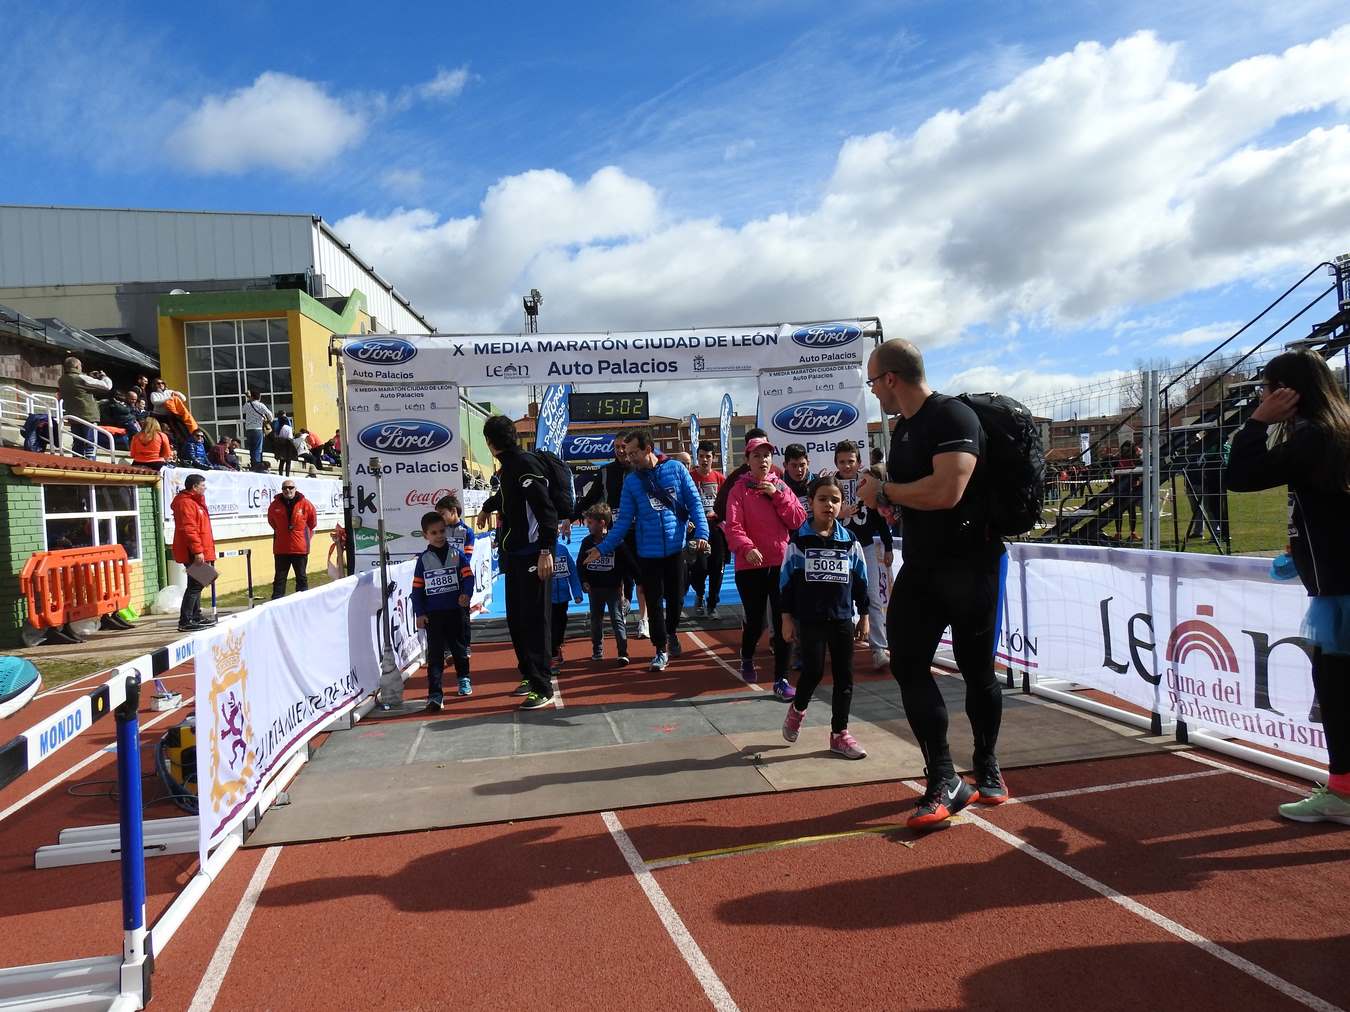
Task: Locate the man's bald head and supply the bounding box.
[872,339,925,385]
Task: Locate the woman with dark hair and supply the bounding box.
[1227,350,1350,825]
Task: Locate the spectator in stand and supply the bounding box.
[322,431,341,466]
[243,390,274,472]
[129,418,174,470]
[99,390,141,450]
[295,427,326,470]
[722,437,806,699]
[170,474,217,632]
[183,429,212,469]
[268,478,318,598]
[689,441,726,618]
[149,378,197,447]
[133,375,150,405]
[583,428,709,671]
[58,357,112,458]
[125,389,148,424]
[208,435,235,470]
[1227,351,1350,826]
[275,413,296,476]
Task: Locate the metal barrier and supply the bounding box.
[59,411,118,463]
[20,545,134,631]
[210,548,256,615]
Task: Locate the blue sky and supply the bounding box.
[5,0,1350,416]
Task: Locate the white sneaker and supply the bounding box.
[637,616,650,639]
[871,648,890,669]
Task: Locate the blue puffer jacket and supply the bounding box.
[598,459,709,559]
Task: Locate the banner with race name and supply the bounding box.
[991,544,1324,763]
[340,322,874,388]
[161,467,343,523]
[343,380,463,570]
[757,365,869,460]
[194,559,420,863]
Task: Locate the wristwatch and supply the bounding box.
[875,480,896,509]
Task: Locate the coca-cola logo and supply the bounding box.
[405,488,453,507]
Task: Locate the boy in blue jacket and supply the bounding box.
[779,475,870,759]
[550,533,585,675]
[436,494,476,659]
[412,511,475,710]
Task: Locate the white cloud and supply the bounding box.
[723,139,757,161]
[1160,320,1245,346]
[167,72,366,174]
[417,67,470,102]
[336,26,1350,374]
[381,167,427,197]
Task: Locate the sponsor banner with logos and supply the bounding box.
[719,393,733,472]
[194,560,420,862]
[756,366,869,459]
[535,383,571,456]
[987,543,1323,763]
[562,432,616,461]
[340,323,872,388]
[160,467,342,523]
[343,380,463,571]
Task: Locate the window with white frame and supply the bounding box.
[42,484,142,561]
[184,318,293,441]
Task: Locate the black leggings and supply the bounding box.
[793,619,854,733]
[887,557,1005,780]
[637,551,686,653]
[735,566,788,679]
[698,527,727,606]
[551,602,571,657]
[1312,650,1350,775]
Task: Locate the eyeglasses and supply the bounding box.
[865,371,894,389]
[282,485,296,491]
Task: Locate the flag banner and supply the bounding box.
[340,323,873,388]
[535,383,571,456]
[342,380,463,572]
[908,543,1324,763]
[562,432,616,461]
[757,365,869,460]
[719,393,733,473]
[194,560,420,863]
[688,413,699,458]
[161,467,342,523]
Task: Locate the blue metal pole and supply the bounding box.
[115,677,146,936]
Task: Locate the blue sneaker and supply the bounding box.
[773,679,796,702]
[457,677,472,697]
[739,657,757,683]
[650,651,668,671]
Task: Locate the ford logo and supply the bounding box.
[772,400,859,434]
[791,324,861,348]
[345,338,418,364]
[357,419,452,454]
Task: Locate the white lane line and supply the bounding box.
[403,725,428,765]
[902,780,1343,1012]
[40,672,196,697]
[551,675,564,709]
[601,810,739,1012]
[1176,751,1307,795]
[0,697,192,826]
[1004,769,1226,806]
[684,630,764,693]
[186,845,283,1012]
[512,712,522,755]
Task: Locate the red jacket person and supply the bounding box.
[267,480,318,599]
[170,473,217,632]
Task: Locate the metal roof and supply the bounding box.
[0,304,159,370]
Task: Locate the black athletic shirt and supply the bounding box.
[887,393,1002,566]
[1227,418,1350,596]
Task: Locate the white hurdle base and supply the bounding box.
[36,817,200,869]
[0,955,122,1012]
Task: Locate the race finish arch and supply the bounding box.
[334,317,882,573]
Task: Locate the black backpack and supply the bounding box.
[956,392,1045,536]
[529,448,576,522]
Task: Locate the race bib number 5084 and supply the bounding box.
[804,548,849,584]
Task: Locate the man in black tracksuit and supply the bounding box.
[859,338,1007,830]
[477,415,559,710]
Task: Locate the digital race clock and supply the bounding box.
[568,391,650,423]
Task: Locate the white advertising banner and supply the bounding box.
[161,467,343,523]
[757,365,869,459]
[999,544,1323,762]
[339,323,873,387]
[194,560,420,863]
[343,380,463,571]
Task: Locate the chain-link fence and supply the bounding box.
[1019,260,1349,557]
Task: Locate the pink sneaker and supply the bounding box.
[830,730,867,760]
[782,705,806,743]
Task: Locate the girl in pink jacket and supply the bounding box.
[723,437,806,699]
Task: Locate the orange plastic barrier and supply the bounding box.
[20,545,133,630]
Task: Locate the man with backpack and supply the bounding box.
[476,415,561,709]
[859,338,1010,829]
[582,428,708,671]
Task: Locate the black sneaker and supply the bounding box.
[511,679,531,696]
[423,700,443,713]
[706,605,719,620]
[667,636,682,658]
[907,772,976,830]
[193,615,218,627]
[519,691,553,710]
[973,757,1009,805]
